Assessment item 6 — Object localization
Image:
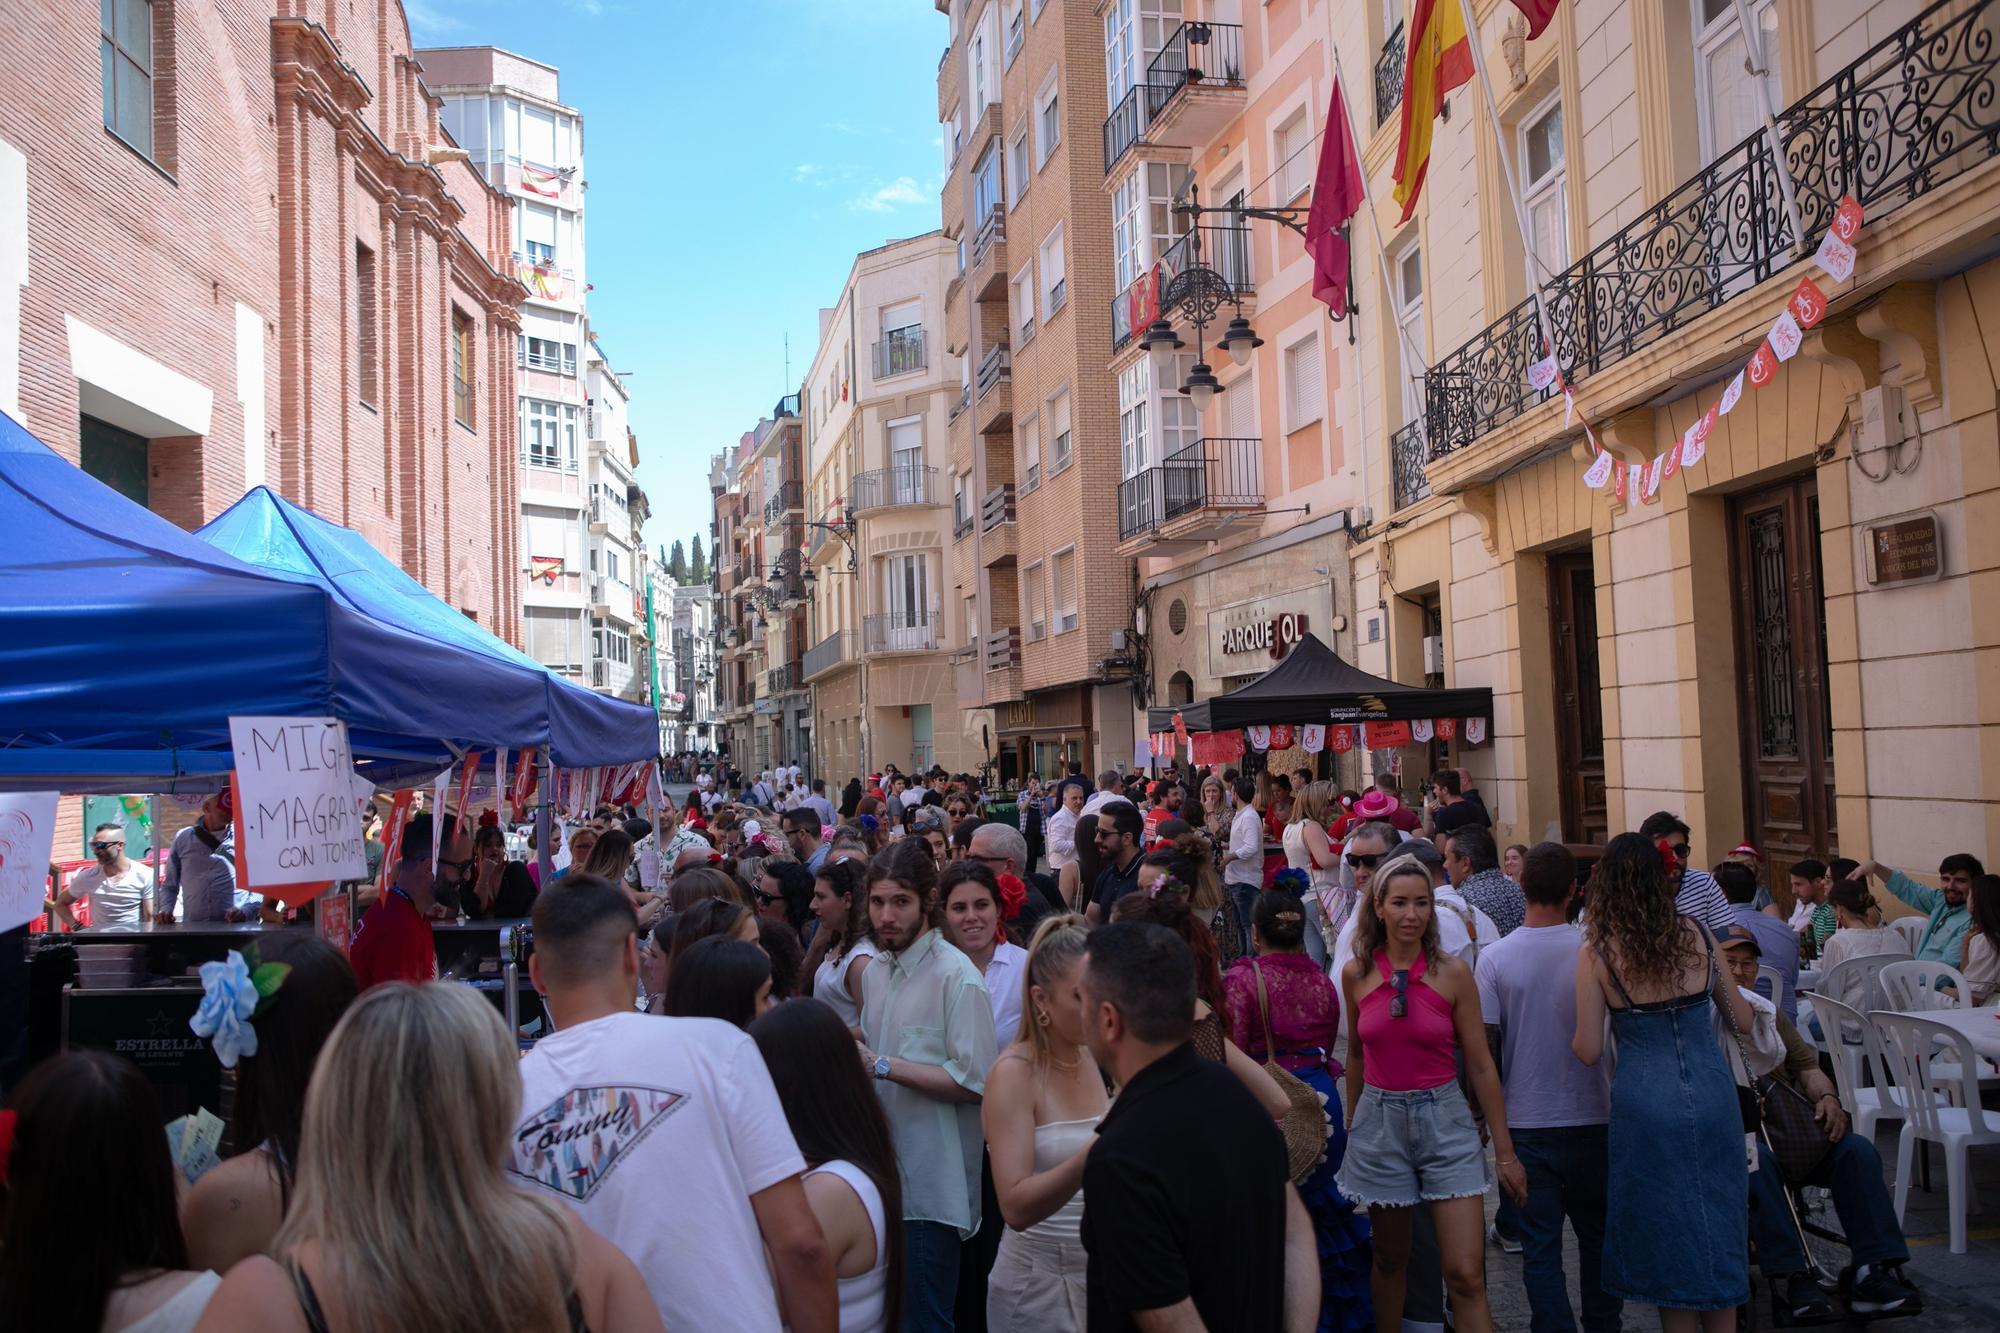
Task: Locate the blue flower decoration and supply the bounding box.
[189,949,260,1068]
[1272,867,1312,895]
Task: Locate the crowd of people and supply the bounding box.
[15,751,1992,1332]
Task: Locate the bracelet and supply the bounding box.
[1496,1157,1518,1166]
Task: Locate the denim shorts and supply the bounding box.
[1334,1080,1490,1209]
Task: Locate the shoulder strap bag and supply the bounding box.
[1251,959,1333,1185]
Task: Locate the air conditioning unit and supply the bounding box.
[1422,634,1446,674]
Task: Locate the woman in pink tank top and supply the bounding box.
[1335,858,1526,1333]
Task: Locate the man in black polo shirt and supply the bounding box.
[1080,922,1309,1331]
[1084,800,1145,925]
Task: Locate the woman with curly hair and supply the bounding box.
[1573,833,1755,1330]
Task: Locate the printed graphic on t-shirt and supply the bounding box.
[510,1084,688,1201]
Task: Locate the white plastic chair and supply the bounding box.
[1881,959,1967,1012]
[1888,915,1928,952]
[1873,1010,2000,1253]
[1756,962,1795,1019]
[1809,993,1907,1143]
[1808,952,1910,1069]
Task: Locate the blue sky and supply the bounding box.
[405,0,949,564]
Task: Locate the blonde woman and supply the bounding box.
[1283,780,1347,968]
[194,984,660,1333]
[981,915,1106,1333]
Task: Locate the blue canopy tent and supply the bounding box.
[195,484,656,771]
[0,410,654,791]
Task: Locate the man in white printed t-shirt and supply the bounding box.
[510,874,837,1333]
[53,822,154,929]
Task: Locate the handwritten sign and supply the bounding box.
[228,716,368,888]
[0,792,59,933]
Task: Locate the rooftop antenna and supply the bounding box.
[784,332,790,390]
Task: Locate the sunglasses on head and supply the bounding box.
[1389,968,1411,1019]
[1345,851,1382,868]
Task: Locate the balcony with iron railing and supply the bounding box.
[981,483,1017,566]
[1111,223,1254,351]
[873,327,928,380]
[1374,22,1405,129]
[853,464,941,512]
[1422,0,2000,490]
[1141,21,1246,148]
[1102,81,1175,176]
[983,626,1023,704]
[752,394,802,451]
[1390,419,1431,512]
[764,479,802,526]
[1116,437,1263,547]
[767,662,800,696]
[974,344,1012,434]
[865,612,943,654]
[802,630,851,681]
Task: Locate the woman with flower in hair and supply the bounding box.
[940,861,1027,1044]
[1227,888,1373,1331]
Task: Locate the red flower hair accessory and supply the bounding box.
[1656,839,1680,875]
[995,873,1027,921]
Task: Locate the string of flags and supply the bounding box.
[1532,196,1866,504]
[1155,716,1490,764]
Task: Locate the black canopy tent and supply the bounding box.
[1145,634,1493,733]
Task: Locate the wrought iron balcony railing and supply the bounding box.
[802,631,848,679]
[763,480,802,526]
[853,464,941,510]
[1425,0,2000,464]
[873,327,927,378]
[1390,419,1431,512]
[866,612,942,653]
[1374,23,1405,128]
[1117,437,1263,540]
[1112,224,1253,351]
[1102,82,1175,175]
[767,662,799,695]
[1147,21,1245,94]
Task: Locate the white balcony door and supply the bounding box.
[884,553,932,648]
[1393,244,1427,429]
[1694,0,1780,165]
[888,417,923,504]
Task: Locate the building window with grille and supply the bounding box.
[1048,388,1073,474]
[1019,414,1041,494]
[1051,546,1077,634]
[1007,123,1030,210]
[1039,224,1066,318]
[520,336,577,375]
[451,310,476,428]
[1025,559,1047,640]
[1119,358,1151,480]
[1519,94,1568,274]
[523,399,577,471]
[1275,106,1313,203]
[1035,73,1060,167]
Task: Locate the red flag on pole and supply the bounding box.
[1508,0,1560,40]
[1305,77,1367,317]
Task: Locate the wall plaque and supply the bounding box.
[1864,513,1941,587]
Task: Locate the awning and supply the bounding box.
[1145,633,1492,733]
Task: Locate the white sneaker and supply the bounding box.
[1486,1221,1522,1255]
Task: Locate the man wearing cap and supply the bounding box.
[1714,925,1921,1321]
[157,790,248,924]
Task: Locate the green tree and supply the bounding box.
[690,533,708,581]
[668,539,689,583]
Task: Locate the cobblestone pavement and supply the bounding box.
[1474,1122,2000,1330]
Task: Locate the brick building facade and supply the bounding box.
[0,0,524,642]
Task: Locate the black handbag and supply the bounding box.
[1755,1071,1836,1185]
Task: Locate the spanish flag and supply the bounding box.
[1390,0,1474,223]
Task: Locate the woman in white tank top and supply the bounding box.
[979,915,1107,1333]
[748,995,903,1332]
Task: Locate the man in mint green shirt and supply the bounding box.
[1853,853,1982,964]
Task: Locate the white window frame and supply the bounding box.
[1011,263,1037,345]
[1517,90,1568,274]
[1035,73,1061,169]
[1047,388,1073,474]
[1031,0,1047,20]
[1003,0,1024,66]
[1024,558,1047,640]
[1693,0,1780,165]
[1282,332,1325,433]
[1038,224,1066,319]
[1006,122,1030,211]
[522,398,578,471]
[1392,241,1427,429]
[1118,358,1151,479]
[1019,412,1042,494]
[1273,104,1313,204]
[1051,545,1078,634]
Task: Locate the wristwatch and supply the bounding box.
[872,1056,893,1081]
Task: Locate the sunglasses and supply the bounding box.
[91,841,124,852]
[752,889,784,907]
[437,857,475,876]
[1345,852,1382,868]
[1389,968,1410,1020]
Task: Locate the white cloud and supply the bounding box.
[850,176,931,213]
[403,0,468,39]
